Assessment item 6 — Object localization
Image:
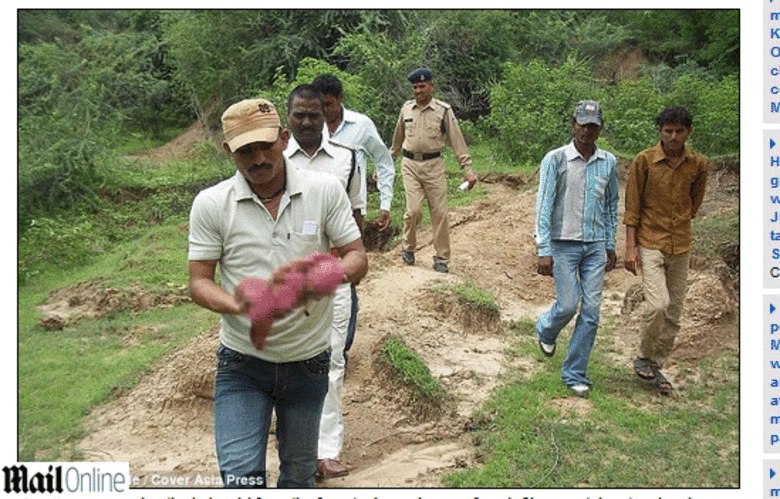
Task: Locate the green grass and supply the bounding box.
[18,220,216,460]
[433,278,499,314]
[443,320,739,488]
[106,151,235,190]
[380,336,445,402]
[18,304,216,461]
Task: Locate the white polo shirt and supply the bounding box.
[188,164,361,362]
[284,136,366,212]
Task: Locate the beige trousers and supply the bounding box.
[637,247,690,367]
[401,156,450,263]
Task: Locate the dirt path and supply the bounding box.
[75,174,738,488]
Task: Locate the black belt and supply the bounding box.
[403,149,441,161]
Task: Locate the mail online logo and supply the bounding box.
[2,462,129,495]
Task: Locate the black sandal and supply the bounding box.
[650,366,673,396]
[633,357,658,380]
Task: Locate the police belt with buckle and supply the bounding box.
[402,149,441,161]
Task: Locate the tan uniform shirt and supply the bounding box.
[389,98,474,176]
[623,142,709,255]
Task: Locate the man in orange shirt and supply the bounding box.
[623,106,709,395]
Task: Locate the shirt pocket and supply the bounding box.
[288,232,322,256]
[403,117,416,139]
[424,113,442,139]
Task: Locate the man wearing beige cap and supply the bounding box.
[389,67,477,273]
[187,97,368,488]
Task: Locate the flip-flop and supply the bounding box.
[633,357,658,380]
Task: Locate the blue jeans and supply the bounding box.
[213,345,330,488]
[536,240,606,387]
[344,284,358,353]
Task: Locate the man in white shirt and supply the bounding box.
[311,74,395,367]
[283,84,364,480]
[311,74,395,229]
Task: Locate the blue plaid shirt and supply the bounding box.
[535,141,619,257]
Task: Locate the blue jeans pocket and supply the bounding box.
[217,345,247,370]
[301,350,330,379]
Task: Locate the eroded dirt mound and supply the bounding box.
[362,220,400,251]
[38,280,189,331]
[127,121,212,160]
[79,327,220,483]
[619,270,737,364]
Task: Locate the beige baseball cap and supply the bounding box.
[221,98,281,152]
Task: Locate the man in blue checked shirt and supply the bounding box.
[534,99,619,398]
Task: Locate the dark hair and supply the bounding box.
[311,74,343,97]
[656,106,693,129]
[286,84,324,111]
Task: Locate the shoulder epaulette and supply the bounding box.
[434,98,452,110]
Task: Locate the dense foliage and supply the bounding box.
[18,9,739,281]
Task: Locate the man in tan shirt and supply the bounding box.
[623,106,709,395]
[389,67,477,273]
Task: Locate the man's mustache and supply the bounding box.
[248,163,273,172]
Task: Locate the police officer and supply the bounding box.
[390,67,477,273]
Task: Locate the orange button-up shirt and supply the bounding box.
[623,142,709,255]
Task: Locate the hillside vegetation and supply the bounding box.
[18,9,738,283]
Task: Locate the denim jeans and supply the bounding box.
[213,345,330,488]
[344,284,358,353]
[536,240,606,387]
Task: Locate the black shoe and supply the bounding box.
[433,261,449,273]
[401,250,415,265]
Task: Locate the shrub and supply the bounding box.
[603,77,664,155]
[264,57,382,130]
[670,73,738,156]
[483,58,602,165]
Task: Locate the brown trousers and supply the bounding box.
[401,156,450,263]
[637,247,690,367]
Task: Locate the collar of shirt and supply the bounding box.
[232,162,305,202]
[323,106,359,139]
[285,135,338,161]
[411,98,437,111]
[564,140,607,164]
[648,141,695,166]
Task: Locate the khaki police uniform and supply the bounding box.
[389,98,474,264]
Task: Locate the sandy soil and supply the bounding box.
[59,160,738,488]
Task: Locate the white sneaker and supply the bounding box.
[569,384,591,397]
[537,334,556,357]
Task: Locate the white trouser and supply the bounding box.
[317,283,351,459]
